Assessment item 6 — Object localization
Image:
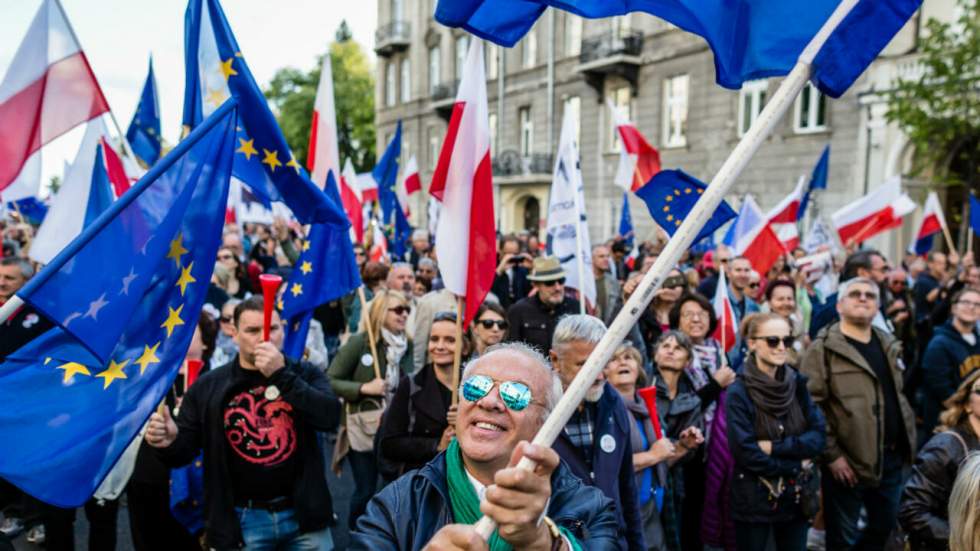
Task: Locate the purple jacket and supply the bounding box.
[700,391,736,551]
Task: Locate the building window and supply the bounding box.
[489,112,498,155]
[613,15,631,37]
[455,35,470,81]
[486,44,499,80]
[428,46,441,95]
[519,106,533,158]
[563,95,581,148]
[428,126,440,170]
[390,0,403,20]
[522,28,537,69]
[795,82,827,133]
[738,79,768,137]
[385,62,396,107]
[662,74,688,148]
[609,85,631,152]
[565,14,582,57]
[400,58,411,103]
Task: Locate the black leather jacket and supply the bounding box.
[899,425,980,550]
[351,451,621,550]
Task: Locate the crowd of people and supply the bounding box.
[2,215,980,551]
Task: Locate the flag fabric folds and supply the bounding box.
[436,0,921,98]
[608,100,661,193]
[7,197,48,225]
[430,40,496,328]
[308,53,342,193]
[282,171,362,358]
[126,58,163,166]
[726,196,786,275]
[0,101,238,507]
[712,269,736,353]
[340,159,365,243]
[403,155,422,196]
[798,145,829,221]
[767,176,806,251]
[0,0,110,194]
[911,191,947,255]
[618,193,634,246]
[635,169,736,245]
[832,176,915,246]
[374,121,402,227]
[182,0,346,226]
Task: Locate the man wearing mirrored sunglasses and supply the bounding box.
[352,342,619,550]
[802,277,915,551]
[506,256,581,355]
[550,315,645,550]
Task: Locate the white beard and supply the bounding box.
[585,384,604,403]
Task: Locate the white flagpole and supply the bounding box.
[574,199,587,315]
[472,0,861,540]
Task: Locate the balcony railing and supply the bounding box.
[492,151,554,178]
[579,30,644,64]
[374,21,411,56]
[430,80,460,103]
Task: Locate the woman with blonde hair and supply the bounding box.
[900,370,980,550]
[949,452,980,551]
[327,289,413,530]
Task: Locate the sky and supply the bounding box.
[0,0,377,194]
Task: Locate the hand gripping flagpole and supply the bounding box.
[472,0,860,540]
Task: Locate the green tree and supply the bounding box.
[336,19,352,42]
[265,23,375,173]
[47,175,61,196]
[885,1,980,194]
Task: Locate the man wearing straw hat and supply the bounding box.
[506,256,581,355]
[352,342,619,550]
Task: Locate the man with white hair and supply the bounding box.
[550,315,645,550]
[387,262,418,339]
[352,342,619,549]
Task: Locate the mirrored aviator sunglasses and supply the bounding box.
[460,374,533,411]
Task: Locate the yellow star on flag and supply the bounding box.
[291,283,303,297]
[277,297,285,311]
[96,359,129,389]
[236,138,258,160]
[220,57,238,80]
[176,263,197,296]
[286,155,301,173]
[665,195,673,202]
[685,187,693,194]
[662,206,670,212]
[301,240,311,252]
[167,234,189,268]
[261,149,282,171]
[300,261,312,275]
[57,361,90,384]
[666,215,674,222]
[136,342,161,375]
[205,86,227,107]
[675,220,681,227]
[697,188,703,194]
[674,189,681,196]
[161,304,186,337]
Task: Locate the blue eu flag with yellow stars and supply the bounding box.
[635,169,736,245]
[0,101,238,507]
[126,57,163,166]
[281,171,362,359]
[182,0,348,227]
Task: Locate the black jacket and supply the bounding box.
[351,451,621,550]
[379,365,452,473]
[921,322,980,432]
[0,304,53,362]
[505,294,581,354]
[491,265,531,309]
[153,357,341,550]
[899,425,980,550]
[725,366,826,523]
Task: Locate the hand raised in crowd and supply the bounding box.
[446,404,459,429]
[496,254,516,275]
[678,426,704,451]
[422,525,489,551]
[360,377,387,397]
[622,273,642,299]
[758,440,772,455]
[482,442,560,550]
[145,405,178,448]
[254,342,285,378]
[828,455,858,487]
[272,216,289,241]
[437,425,455,452]
[711,365,737,388]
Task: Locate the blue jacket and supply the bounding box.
[725,365,826,523]
[350,450,620,550]
[921,321,980,431]
[553,383,645,551]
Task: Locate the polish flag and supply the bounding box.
[832,177,916,247]
[307,54,341,191]
[341,158,365,244]
[402,155,421,195]
[429,39,496,327]
[99,138,132,197]
[712,269,736,354]
[358,173,379,202]
[369,219,388,262]
[767,177,806,251]
[728,196,786,275]
[0,0,110,193]
[911,191,947,255]
[608,100,661,193]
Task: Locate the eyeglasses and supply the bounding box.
[846,290,879,301]
[663,276,686,289]
[719,258,731,264]
[957,300,980,309]
[748,282,760,289]
[461,374,537,411]
[478,319,508,330]
[681,310,707,320]
[388,305,411,315]
[751,335,795,349]
[539,278,566,287]
[220,316,233,323]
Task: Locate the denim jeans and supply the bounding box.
[734,519,809,551]
[236,506,333,551]
[822,450,907,551]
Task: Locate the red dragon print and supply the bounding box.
[224,386,297,466]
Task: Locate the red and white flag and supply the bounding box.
[99,137,133,197]
[429,39,496,327]
[767,176,806,251]
[307,54,341,191]
[608,100,661,193]
[729,196,786,275]
[402,155,421,196]
[369,219,388,262]
[340,158,365,244]
[358,172,379,202]
[712,269,736,354]
[0,0,110,194]
[832,176,915,247]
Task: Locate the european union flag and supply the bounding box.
[374,121,402,227]
[7,197,48,225]
[636,170,736,245]
[618,192,634,246]
[183,0,347,226]
[281,171,362,358]
[0,101,238,507]
[126,58,163,166]
[971,194,980,235]
[798,145,829,221]
[390,203,413,260]
[436,0,921,98]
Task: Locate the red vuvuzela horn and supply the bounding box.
[258,274,283,342]
[637,386,663,440]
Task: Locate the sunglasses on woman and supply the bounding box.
[663,276,686,289]
[477,319,508,330]
[388,305,411,315]
[460,374,536,411]
[751,335,795,349]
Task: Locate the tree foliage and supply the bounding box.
[265,21,375,173]
[885,1,980,191]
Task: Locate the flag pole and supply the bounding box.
[940,217,956,255]
[471,0,861,540]
[451,295,465,407]
[574,198,587,316]
[358,287,382,381]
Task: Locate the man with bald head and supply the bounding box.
[352,343,618,550]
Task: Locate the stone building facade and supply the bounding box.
[374,0,958,259]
